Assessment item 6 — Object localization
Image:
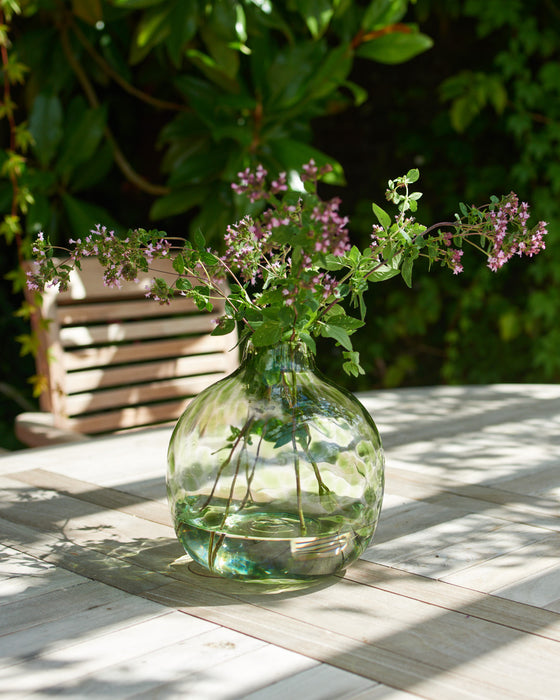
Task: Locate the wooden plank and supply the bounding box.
[65,372,225,415]
[0,578,127,636]
[0,568,87,606]
[442,534,560,603]
[365,513,553,579]
[66,399,188,433]
[237,581,560,698]
[59,314,220,347]
[486,464,560,499]
[10,469,171,525]
[244,664,381,700]
[344,686,419,700]
[117,639,317,700]
[40,628,310,699]
[492,561,560,608]
[0,515,175,595]
[0,544,58,578]
[0,610,226,697]
[0,593,176,672]
[0,474,179,593]
[3,508,556,700]
[0,475,174,545]
[382,465,560,533]
[63,334,236,370]
[57,296,201,325]
[344,560,560,643]
[64,352,232,393]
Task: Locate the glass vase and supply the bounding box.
[167,341,385,581]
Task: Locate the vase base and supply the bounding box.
[186,561,338,594]
[175,509,369,581]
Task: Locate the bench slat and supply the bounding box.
[59,315,220,347]
[65,354,234,393]
[65,373,225,415]
[63,335,236,370]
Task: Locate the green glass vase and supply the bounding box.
[167,341,385,581]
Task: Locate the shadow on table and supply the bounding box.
[1,383,560,697]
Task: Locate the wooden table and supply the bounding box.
[1,385,559,699]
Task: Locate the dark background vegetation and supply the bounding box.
[1,0,559,449]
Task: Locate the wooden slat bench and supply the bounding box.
[16,257,238,446]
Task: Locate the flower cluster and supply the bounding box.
[231,164,288,202]
[484,193,547,270]
[27,162,548,377]
[29,225,171,292]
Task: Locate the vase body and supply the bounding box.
[167,341,384,581]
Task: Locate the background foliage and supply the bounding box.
[1,0,558,448]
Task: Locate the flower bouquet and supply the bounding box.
[29,163,547,581]
[30,162,547,377]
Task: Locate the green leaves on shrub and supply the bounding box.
[1,1,433,244]
[357,29,433,65]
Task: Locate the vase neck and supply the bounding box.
[242,341,316,373]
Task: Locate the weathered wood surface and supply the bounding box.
[1,385,559,698]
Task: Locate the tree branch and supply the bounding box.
[58,22,170,197]
[70,18,188,113]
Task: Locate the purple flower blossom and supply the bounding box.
[450,249,463,275]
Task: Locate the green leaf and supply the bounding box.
[306,43,353,101]
[327,314,366,332]
[357,30,433,65]
[194,229,206,248]
[25,193,50,236]
[401,256,414,288]
[69,140,114,194]
[368,265,401,283]
[175,277,193,291]
[342,80,369,106]
[150,186,208,219]
[265,42,326,110]
[168,148,228,187]
[195,30,240,86]
[62,194,121,237]
[172,254,185,274]
[29,94,63,167]
[166,2,198,65]
[57,103,107,176]
[200,249,219,265]
[348,245,361,263]
[449,96,479,133]
[342,350,365,377]
[406,168,420,183]
[130,2,174,64]
[321,323,353,351]
[372,202,391,229]
[211,317,236,336]
[251,323,283,347]
[298,331,317,354]
[361,0,409,29]
[298,0,334,38]
[322,254,346,271]
[267,139,345,186]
